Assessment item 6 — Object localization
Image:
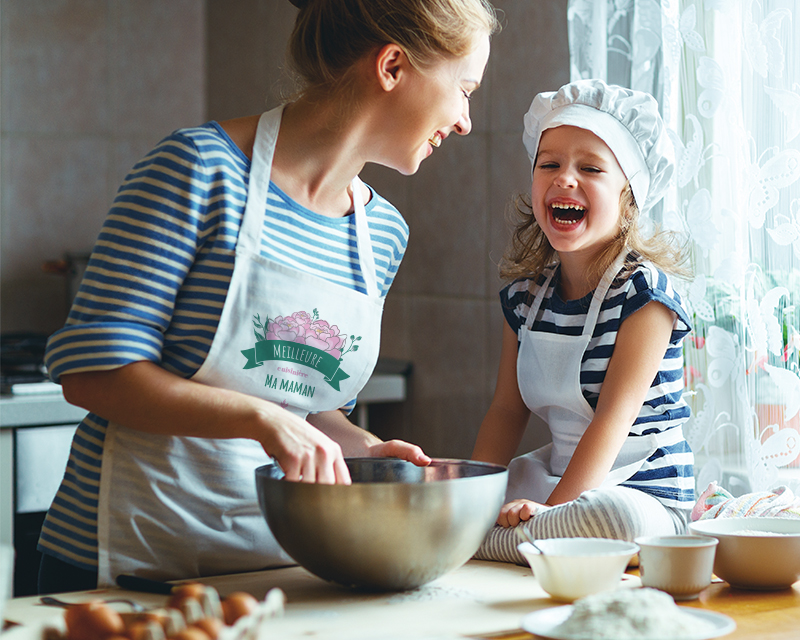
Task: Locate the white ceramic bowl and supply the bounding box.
[689,517,800,590]
[517,538,639,602]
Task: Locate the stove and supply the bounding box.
[0,332,58,395]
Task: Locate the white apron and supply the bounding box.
[97,105,385,586]
[505,250,667,505]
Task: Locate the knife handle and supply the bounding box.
[116,573,175,595]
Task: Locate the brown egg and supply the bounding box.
[220,592,258,626]
[64,601,125,640]
[190,618,223,640]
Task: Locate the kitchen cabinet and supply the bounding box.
[0,393,86,596]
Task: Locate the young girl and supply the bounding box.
[472,79,694,565]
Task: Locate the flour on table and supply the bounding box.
[553,588,716,639]
[385,584,477,603]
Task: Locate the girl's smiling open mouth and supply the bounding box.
[550,201,586,227]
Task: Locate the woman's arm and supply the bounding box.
[62,361,352,484]
[472,322,532,465]
[63,361,431,483]
[545,300,677,505]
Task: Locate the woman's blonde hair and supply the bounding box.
[288,0,500,95]
[499,184,690,285]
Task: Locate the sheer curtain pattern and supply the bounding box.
[567,0,800,496]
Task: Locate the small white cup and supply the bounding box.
[635,535,718,600]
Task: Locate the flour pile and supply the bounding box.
[553,588,717,639]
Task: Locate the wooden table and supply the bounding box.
[3,560,799,639]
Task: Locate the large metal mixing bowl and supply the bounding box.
[255,458,508,591]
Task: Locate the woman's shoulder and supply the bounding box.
[147,120,250,167]
[364,186,408,230]
[123,121,250,199]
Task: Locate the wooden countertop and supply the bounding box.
[3,560,799,639]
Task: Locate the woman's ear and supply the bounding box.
[374,43,408,92]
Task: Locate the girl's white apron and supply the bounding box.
[505,251,678,504]
[97,105,384,586]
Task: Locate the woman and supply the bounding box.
[39,0,499,592]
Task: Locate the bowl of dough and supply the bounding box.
[688,517,800,589]
[517,537,639,602]
[255,457,508,591]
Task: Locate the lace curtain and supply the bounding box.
[568,0,800,497]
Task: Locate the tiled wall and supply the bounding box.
[0,0,206,333]
[2,0,568,459]
[204,0,570,458]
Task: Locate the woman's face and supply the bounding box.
[383,33,491,175]
[531,125,628,262]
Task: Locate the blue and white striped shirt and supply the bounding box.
[39,122,408,570]
[501,256,695,509]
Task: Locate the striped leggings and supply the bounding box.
[474,486,690,566]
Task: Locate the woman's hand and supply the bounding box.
[256,409,352,485]
[307,410,430,467]
[497,499,543,527]
[366,439,431,466]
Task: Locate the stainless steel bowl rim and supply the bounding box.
[255,457,507,485]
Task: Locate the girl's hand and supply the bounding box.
[366,439,431,466]
[497,499,543,527]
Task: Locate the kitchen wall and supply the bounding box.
[0,0,206,332]
[1,0,569,459]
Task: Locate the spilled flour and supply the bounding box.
[553,588,718,639]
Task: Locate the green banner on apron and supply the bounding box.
[242,339,350,390]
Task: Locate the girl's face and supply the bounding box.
[531,125,628,262]
[383,33,490,175]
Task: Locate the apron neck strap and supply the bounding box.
[582,248,628,336]
[351,176,379,297]
[239,106,284,249]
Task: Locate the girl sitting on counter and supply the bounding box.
[472,79,695,564]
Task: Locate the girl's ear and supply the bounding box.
[374,43,408,92]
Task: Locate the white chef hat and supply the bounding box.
[522,79,674,215]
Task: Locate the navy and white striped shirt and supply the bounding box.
[501,256,695,509]
[40,122,408,570]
